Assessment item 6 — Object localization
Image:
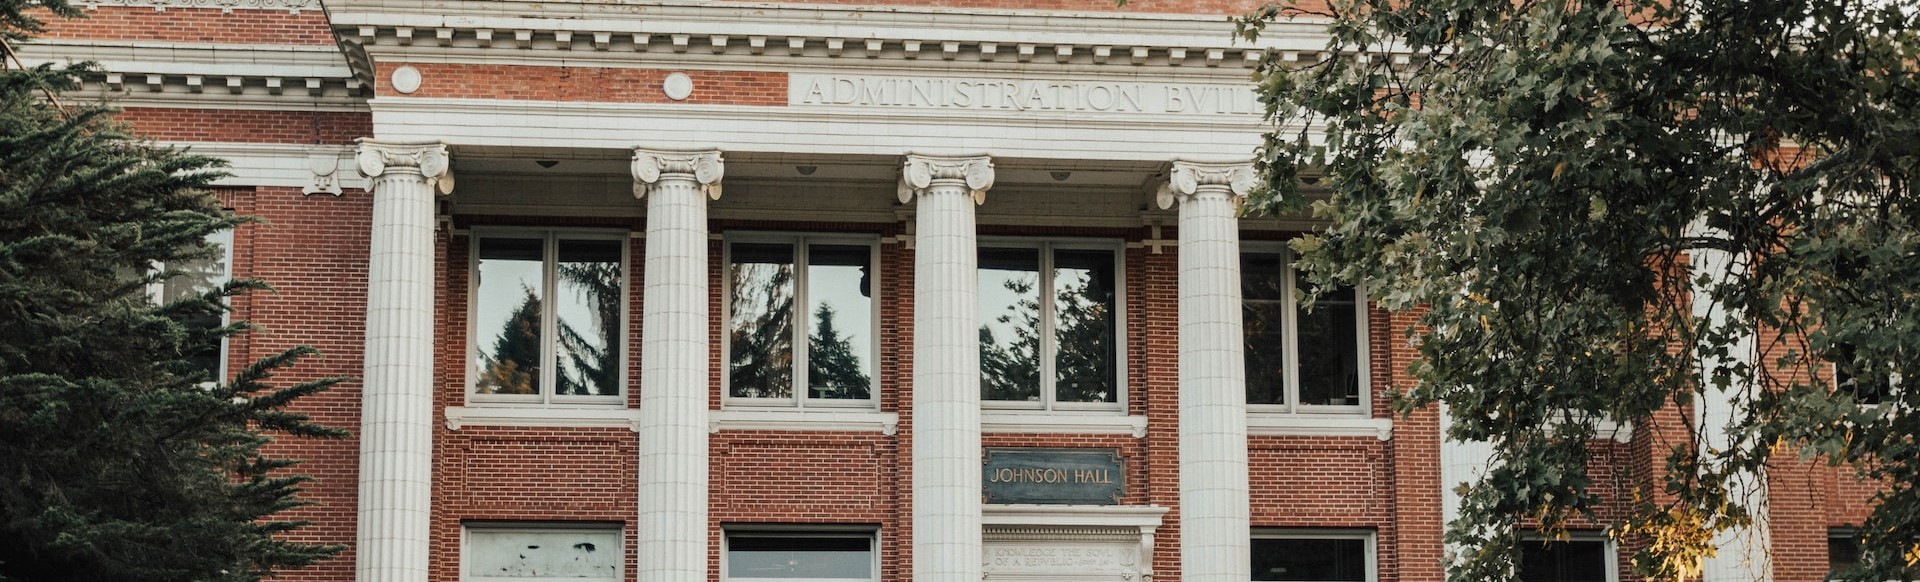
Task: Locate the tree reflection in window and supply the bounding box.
[473,234,624,400]
[979,244,1118,407]
[727,239,874,404]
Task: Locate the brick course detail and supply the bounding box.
[119,107,371,145]
[42,6,335,45]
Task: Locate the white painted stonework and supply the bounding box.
[632,148,723,582]
[1161,159,1256,582]
[354,139,451,582]
[903,153,993,582]
[790,73,1262,116]
[1689,229,1772,582]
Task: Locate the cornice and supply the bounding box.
[77,0,316,12]
[325,2,1420,83]
[14,40,364,102]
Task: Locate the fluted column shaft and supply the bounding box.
[633,148,724,582]
[902,153,994,582]
[1163,160,1255,582]
[354,139,451,582]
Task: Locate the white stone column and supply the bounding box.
[632,148,723,582]
[899,153,993,582]
[1690,225,1772,582]
[353,139,452,582]
[1157,160,1256,582]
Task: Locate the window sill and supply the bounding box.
[982,412,1147,438]
[444,405,640,432]
[709,409,899,435]
[1246,415,1393,441]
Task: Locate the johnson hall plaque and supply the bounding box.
[982,448,1125,505]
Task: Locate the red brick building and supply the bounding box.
[20,0,1877,580]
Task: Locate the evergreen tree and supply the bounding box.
[478,288,540,395]
[556,260,620,396]
[0,0,346,578]
[807,304,870,400]
[727,261,794,398]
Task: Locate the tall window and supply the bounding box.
[726,236,878,407]
[978,241,1122,411]
[150,229,233,384]
[723,530,876,582]
[470,230,626,404]
[1518,537,1613,582]
[464,523,622,582]
[1251,531,1375,582]
[1242,247,1366,413]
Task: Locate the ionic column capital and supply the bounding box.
[1155,159,1256,209]
[355,138,453,196]
[631,148,724,200]
[897,152,994,205]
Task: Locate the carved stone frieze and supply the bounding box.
[630,148,724,200]
[897,153,994,205]
[1154,159,1256,209]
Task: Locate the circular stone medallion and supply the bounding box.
[390,65,422,94]
[662,72,694,101]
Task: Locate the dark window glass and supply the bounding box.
[158,234,230,383]
[1242,252,1289,405]
[729,243,797,399]
[1297,275,1360,406]
[1834,344,1888,405]
[1054,248,1116,403]
[475,237,546,395]
[807,245,874,400]
[555,240,622,396]
[1518,539,1608,582]
[980,247,1042,402]
[728,535,873,579]
[1251,537,1369,582]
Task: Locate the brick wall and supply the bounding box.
[373,63,787,105]
[41,6,335,45]
[120,107,370,145]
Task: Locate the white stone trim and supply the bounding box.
[369,98,1278,162]
[444,405,642,431]
[14,40,361,100]
[708,410,899,435]
[156,142,363,192]
[1245,415,1393,440]
[981,412,1148,438]
[982,504,1168,530]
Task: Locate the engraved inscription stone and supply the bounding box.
[789,73,1261,116]
[982,448,1125,505]
[982,542,1141,579]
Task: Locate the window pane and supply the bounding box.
[1829,535,1861,574]
[807,244,874,400]
[730,243,797,399]
[555,239,622,397]
[1242,252,1289,406]
[1054,248,1117,403]
[1834,344,1888,405]
[980,247,1042,402]
[1252,538,1368,582]
[160,232,230,383]
[1518,540,1607,582]
[729,535,873,579]
[1297,274,1360,407]
[475,238,545,395]
[468,527,621,581]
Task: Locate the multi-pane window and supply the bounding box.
[1251,531,1375,582]
[463,523,622,582]
[470,231,626,403]
[1518,537,1612,582]
[978,241,1122,410]
[725,236,878,407]
[724,530,876,582]
[1242,247,1367,413]
[150,229,233,384]
[1828,529,1919,579]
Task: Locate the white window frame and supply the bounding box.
[977,237,1128,413]
[1517,530,1619,582]
[721,526,881,582]
[466,228,630,406]
[148,228,234,386]
[461,521,624,582]
[1240,242,1370,416]
[1250,529,1378,582]
[720,232,883,410]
